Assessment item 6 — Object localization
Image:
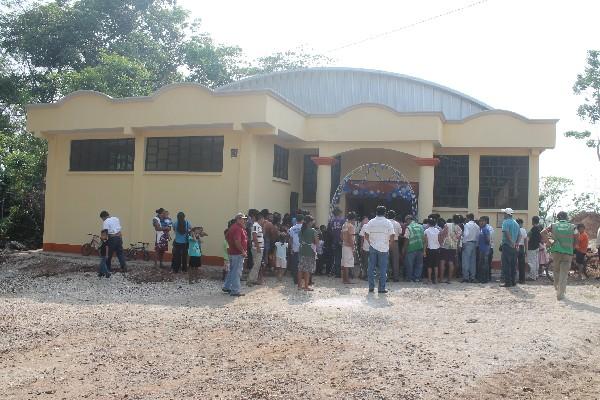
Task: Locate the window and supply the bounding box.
[273,145,289,180]
[302,154,317,203]
[70,139,134,171]
[145,136,224,172]
[433,155,469,208]
[479,156,529,210]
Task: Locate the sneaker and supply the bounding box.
[222,288,231,293]
[368,288,374,293]
[378,289,389,294]
[230,293,245,297]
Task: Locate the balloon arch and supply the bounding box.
[329,163,418,218]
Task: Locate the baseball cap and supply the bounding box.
[501,208,514,215]
[234,212,248,219]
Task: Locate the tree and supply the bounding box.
[569,192,600,218]
[538,176,573,223]
[243,48,331,76]
[564,50,600,161]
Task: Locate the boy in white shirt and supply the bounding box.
[424,219,441,284]
[274,234,288,282]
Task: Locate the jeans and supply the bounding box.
[517,245,526,282]
[553,252,572,300]
[462,241,477,281]
[404,250,423,281]
[289,251,299,284]
[223,254,244,295]
[477,249,490,283]
[172,242,188,273]
[106,236,126,272]
[368,246,389,291]
[389,241,400,281]
[501,244,517,286]
[98,255,109,276]
[526,249,539,280]
[332,243,342,277]
[360,249,369,279]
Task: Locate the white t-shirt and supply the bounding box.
[364,216,395,253]
[463,221,480,242]
[102,216,121,235]
[389,219,402,241]
[252,222,264,249]
[424,226,441,249]
[518,227,527,246]
[274,241,288,258]
[359,224,370,252]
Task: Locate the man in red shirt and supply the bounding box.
[223,212,248,296]
[574,223,589,280]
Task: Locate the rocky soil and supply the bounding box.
[1,251,599,399]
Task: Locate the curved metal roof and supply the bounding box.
[217,67,492,120]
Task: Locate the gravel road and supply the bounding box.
[1,251,599,399]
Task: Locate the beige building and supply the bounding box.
[26,68,556,264]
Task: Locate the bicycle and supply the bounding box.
[81,233,101,256]
[125,242,151,261]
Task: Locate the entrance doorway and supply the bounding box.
[346,195,412,219]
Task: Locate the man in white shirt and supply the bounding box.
[288,214,304,285]
[461,213,479,282]
[100,210,127,273]
[247,212,265,286]
[364,206,395,293]
[386,210,402,282]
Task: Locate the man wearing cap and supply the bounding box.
[541,211,578,300]
[223,212,248,297]
[500,208,520,287]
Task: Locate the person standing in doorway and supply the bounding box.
[541,211,578,299]
[386,210,402,282]
[364,206,395,293]
[402,215,425,283]
[288,214,304,285]
[223,212,248,297]
[526,216,542,281]
[172,212,191,273]
[247,212,265,286]
[327,208,345,278]
[99,211,127,273]
[341,212,357,284]
[516,218,528,283]
[461,213,479,283]
[500,208,520,287]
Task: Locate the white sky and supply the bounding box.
[180,0,598,194]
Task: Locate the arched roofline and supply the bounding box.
[447,109,559,124]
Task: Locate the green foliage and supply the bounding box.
[569,192,600,218]
[243,49,331,76]
[564,50,600,161]
[538,176,573,223]
[183,34,244,88]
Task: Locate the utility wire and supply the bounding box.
[326,0,491,53]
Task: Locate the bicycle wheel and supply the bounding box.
[142,250,150,262]
[125,249,136,261]
[81,243,93,256]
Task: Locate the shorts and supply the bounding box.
[188,256,201,268]
[441,248,457,263]
[575,251,586,265]
[276,256,287,269]
[342,246,355,268]
[298,255,316,273]
[426,248,440,268]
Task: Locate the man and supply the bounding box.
[482,216,494,280]
[386,210,402,282]
[247,212,265,286]
[327,208,346,278]
[516,218,528,283]
[341,212,357,284]
[461,213,479,283]
[245,209,259,271]
[526,216,542,281]
[500,208,520,288]
[402,214,425,283]
[574,223,589,280]
[542,211,578,300]
[99,211,127,273]
[262,209,278,271]
[288,214,304,285]
[423,218,441,284]
[358,216,371,280]
[223,212,248,297]
[364,205,395,293]
[476,217,491,283]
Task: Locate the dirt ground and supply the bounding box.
[1,251,599,400]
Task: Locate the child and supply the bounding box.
[539,242,550,277]
[316,232,325,275]
[222,229,229,281]
[98,229,110,278]
[274,234,288,282]
[187,227,205,284]
[575,223,589,280]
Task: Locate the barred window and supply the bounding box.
[273,145,289,180]
[479,156,529,210]
[70,139,134,171]
[433,155,469,208]
[302,154,317,203]
[145,136,224,172]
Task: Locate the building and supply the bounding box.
[26,68,557,264]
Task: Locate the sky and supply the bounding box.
[180,0,598,196]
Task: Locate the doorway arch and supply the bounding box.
[329,163,417,219]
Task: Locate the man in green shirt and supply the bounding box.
[402,215,425,282]
[541,211,578,300]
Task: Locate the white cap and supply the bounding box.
[501,208,514,215]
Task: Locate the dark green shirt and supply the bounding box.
[299,227,317,258]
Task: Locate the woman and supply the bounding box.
[298,215,319,291]
[172,211,192,273]
[153,208,170,268]
[438,214,462,283]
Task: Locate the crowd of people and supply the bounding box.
[95,204,595,301]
